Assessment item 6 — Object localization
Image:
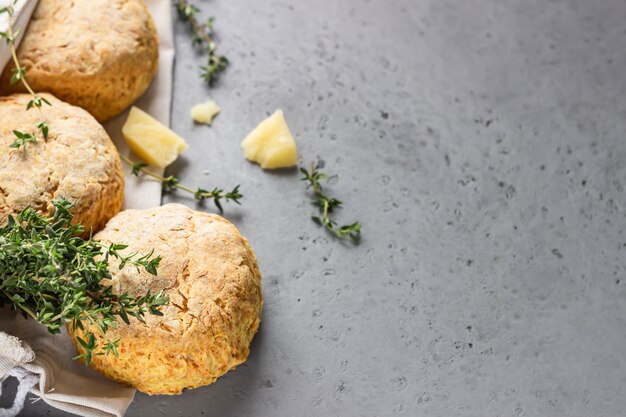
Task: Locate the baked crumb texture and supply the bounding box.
[0,93,124,233]
[0,0,159,122]
[69,204,263,395]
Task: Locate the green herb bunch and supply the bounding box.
[301,163,362,242]
[0,198,168,365]
[0,2,51,152]
[175,0,229,86]
[124,155,243,212]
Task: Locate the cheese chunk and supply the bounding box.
[191,99,221,125]
[241,110,298,169]
[122,106,188,168]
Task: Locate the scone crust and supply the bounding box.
[69,204,263,395]
[0,93,124,233]
[0,0,159,122]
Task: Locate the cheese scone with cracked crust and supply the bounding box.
[0,0,158,122]
[69,204,263,395]
[0,93,124,233]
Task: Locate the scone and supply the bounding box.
[0,93,124,232]
[0,0,159,122]
[69,204,263,395]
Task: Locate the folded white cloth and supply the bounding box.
[0,335,38,417]
[104,0,172,210]
[0,314,136,417]
[0,0,174,415]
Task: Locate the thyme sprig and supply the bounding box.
[122,155,242,212]
[0,198,168,366]
[301,163,362,242]
[175,0,229,86]
[0,2,50,152]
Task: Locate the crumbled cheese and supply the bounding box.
[122,106,188,168]
[190,99,221,125]
[241,110,298,169]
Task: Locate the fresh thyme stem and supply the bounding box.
[121,154,243,212]
[301,162,362,242]
[174,0,229,86]
[0,2,51,152]
[2,289,38,320]
[120,154,188,190]
[7,23,32,95]
[176,0,212,46]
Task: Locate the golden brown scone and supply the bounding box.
[0,93,124,233]
[0,0,159,122]
[69,204,263,395]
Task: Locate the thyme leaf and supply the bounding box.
[301,163,362,242]
[174,0,229,86]
[123,155,242,212]
[0,2,50,152]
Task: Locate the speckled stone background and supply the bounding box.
[18,0,626,415]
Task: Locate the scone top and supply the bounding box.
[0,0,159,122]
[0,93,124,233]
[70,204,263,395]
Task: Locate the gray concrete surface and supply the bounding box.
[19,0,626,415]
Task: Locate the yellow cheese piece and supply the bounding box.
[191,99,221,125]
[241,110,298,169]
[122,106,188,168]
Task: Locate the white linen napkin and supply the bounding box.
[104,0,174,209]
[0,0,174,415]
